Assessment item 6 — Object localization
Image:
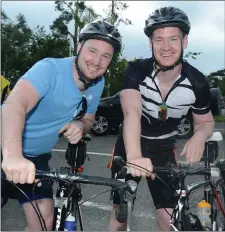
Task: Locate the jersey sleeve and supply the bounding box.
[20,59,55,99]
[192,76,211,115]
[86,78,105,114]
[122,61,140,91]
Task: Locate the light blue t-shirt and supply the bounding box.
[19,57,104,156]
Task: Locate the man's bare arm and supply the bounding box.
[79,113,96,134]
[2,79,40,157]
[192,111,215,141]
[120,89,142,160]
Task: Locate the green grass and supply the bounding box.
[214,115,225,122]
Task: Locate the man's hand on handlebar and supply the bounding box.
[2,155,36,184]
[126,157,155,180]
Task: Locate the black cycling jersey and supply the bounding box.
[121,58,210,140]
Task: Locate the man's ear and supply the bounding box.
[183,34,188,49]
[149,38,153,50]
[77,42,83,54]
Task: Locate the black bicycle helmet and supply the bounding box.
[79,19,122,52]
[144,6,191,38]
[75,20,122,89]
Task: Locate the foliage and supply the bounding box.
[2,3,224,98]
[101,1,132,97]
[1,10,69,82]
[51,1,100,54]
[214,115,225,122]
[207,69,225,95]
[184,51,202,60]
[102,1,132,26]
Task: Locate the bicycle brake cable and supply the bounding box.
[65,186,124,219]
[2,177,46,231]
[125,161,174,194]
[125,161,185,218]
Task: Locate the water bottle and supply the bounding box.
[196,200,211,228]
[64,214,76,231]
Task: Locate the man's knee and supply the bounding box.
[22,198,54,230]
[109,204,127,231]
[156,208,173,231]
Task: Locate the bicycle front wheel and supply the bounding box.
[211,179,225,231]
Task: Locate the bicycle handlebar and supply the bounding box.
[36,169,137,193]
[35,168,137,223]
[113,156,225,177]
[153,159,225,178]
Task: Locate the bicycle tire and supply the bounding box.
[210,179,225,231]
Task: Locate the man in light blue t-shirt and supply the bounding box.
[2,19,122,230]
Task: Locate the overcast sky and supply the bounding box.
[2,1,225,75]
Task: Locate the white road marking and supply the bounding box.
[81,201,156,219]
[52,149,112,156]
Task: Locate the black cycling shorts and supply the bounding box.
[1,153,53,205]
[111,136,178,209]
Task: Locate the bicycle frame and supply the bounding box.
[170,176,225,231]
[53,172,84,231]
[169,138,225,231]
[53,139,137,231]
[52,139,88,231]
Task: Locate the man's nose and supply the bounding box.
[93,55,101,66]
[161,39,171,50]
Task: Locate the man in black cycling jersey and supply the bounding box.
[109,6,214,231]
[2,20,122,231]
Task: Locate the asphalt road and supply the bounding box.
[1,122,225,231]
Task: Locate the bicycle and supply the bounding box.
[112,131,225,231]
[1,134,138,231]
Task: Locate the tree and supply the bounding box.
[29,25,69,65]
[102,55,128,97]
[50,0,100,55]
[102,1,132,97]
[102,1,132,26]
[1,11,70,82]
[1,11,33,81]
[207,69,225,95]
[184,51,202,60]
